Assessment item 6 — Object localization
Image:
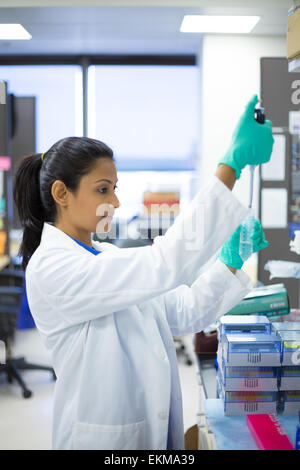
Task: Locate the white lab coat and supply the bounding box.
[25,176,252,450]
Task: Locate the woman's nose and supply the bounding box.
[113,193,120,209]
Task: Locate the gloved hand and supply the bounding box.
[218,95,274,179]
[219,218,268,269]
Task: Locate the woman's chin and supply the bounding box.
[95,219,112,234]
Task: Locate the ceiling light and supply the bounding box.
[0,24,32,40]
[180,15,260,34]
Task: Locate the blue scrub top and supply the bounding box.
[67,235,102,255]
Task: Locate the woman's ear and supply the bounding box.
[51,180,69,207]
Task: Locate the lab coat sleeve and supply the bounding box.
[30,177,248,326]
[161,259,252,336]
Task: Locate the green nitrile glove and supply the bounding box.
[218,95,274,179]
[219,218,269,269]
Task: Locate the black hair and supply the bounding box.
[13,136,114,270]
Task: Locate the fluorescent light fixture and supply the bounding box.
[0,24,32,40]
[180,15,260,34]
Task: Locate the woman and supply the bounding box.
[14,95,273,450]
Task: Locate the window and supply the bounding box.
[0,65,83,152]
[88,65,199,170]
[115,170,196,220]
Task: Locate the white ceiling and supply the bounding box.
[0,1,289,55]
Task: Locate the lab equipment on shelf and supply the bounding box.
[280,391,300,415]
[218,361,278,392]
[217,377,278,416]
[218,315,271,342]
[217,316,300,416]
[224,283,289,320]
[278,330,300,366]
[280,367,300,391]
[272,321,300,334]
[222,334,282,367]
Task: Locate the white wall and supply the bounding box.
[198,35,286,281]
[199,34,286,205]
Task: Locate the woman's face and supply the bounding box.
[55,157,120,234]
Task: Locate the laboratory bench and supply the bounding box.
[195,353,299,450]
[203,399,298,450]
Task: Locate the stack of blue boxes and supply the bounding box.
[272,323,300,415]
[217,316,300,416]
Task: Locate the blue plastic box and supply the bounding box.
[222,334,282,366]
[272,322,300,334]
[218,359,278,391]
[279,366,300,390]
[218,315,271,342]
[280,390,300,415]
[279,331,300,366]
[217,377,278,416]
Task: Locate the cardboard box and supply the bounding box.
[287,7,300,60]
[224,284,289,319]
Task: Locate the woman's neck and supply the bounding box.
[54,221,93,248]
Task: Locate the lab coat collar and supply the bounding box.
[40,222,111,253]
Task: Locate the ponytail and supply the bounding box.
[13,153,46,270]
[14,136,114,271]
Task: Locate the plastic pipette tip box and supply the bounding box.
[246,414,295,450]
[272,321,300,334]
[279,331,300,366]
[217,378,277,416]
[280,367,300,391]
[218,360,278,391]
[223,334,282,366]
[281,391,300,415]
[219,315,271,341]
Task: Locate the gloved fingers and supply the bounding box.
[251,225,268,253]
[251,229,267,245]
[253,239,269,253]
[244,94,259,120]
[264,119,273,130]
[233,224,242,237]
[251,233,266,245]
[250,218,262,236]
[250,218,268,252]
[218,248,244,270]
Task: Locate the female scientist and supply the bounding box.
[14,95,273,450]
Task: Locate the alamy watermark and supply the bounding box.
[95,202,206,251]
[291,80,300,106]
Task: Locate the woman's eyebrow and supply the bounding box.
[94,178,115,184]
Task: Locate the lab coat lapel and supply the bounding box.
[40,222,117,254]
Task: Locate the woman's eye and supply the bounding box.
[98,185,117,194]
